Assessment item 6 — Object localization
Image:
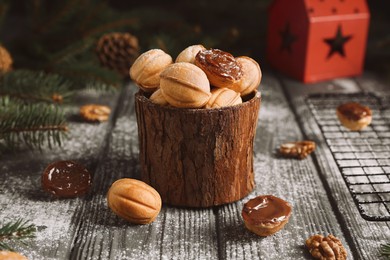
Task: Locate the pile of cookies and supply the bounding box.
[129,45,262,109]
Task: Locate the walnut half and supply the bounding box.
[279,141,316,159]
[306,234,347,260]
[80,104,111,122]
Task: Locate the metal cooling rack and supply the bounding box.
[307,93,390,221]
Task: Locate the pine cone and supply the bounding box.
[96,32,140,77]
[0,45,13,73]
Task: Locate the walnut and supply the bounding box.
[279,141,316,159]
[306,234,347,260]
[80,104,111,122]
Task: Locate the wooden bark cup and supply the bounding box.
[135,90,261,207]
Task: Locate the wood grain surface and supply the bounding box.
[214,74,352,260]
[0,91,118,259]
[0,73,389,260]
[280,74,390,260]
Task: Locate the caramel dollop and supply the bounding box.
[337,102,372,121]
[195,49,243,81]
[41,160,92,198]
[242,195,292,225]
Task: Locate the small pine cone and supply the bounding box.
[0,45,13,73]
[306,234,347,260]
[96,32,140,77]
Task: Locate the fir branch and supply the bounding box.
[77,1,107,32]
[36,0,79,34]
[0,70,72,103]
[0,219,36,251]
[31,0,43,23]
[380,243,390,259]
[82,18,138,38]
[4,1,134,90]
[0,1,9,29]
[0,96,68,150]
[2,125,68,134]
[46,38,95,68]
[51,62,121,91]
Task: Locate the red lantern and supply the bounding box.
[266,0,370,83]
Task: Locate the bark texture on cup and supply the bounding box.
[135,91,261,207]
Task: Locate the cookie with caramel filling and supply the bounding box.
[195,49,243,88]
[336,102,372,131]
[231,56,262,96]
[205,88,242,109]
[149,89,169,106]
[176,44,205,64]
[160,62,211,108]
[130,49,172,92]
[242,195,292,236]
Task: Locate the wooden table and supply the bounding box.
[1,71,389,260]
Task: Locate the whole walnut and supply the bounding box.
[306,234,347,260]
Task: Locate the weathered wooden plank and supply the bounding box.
[2,74,387,260]
[215,73,352,259]
[70,84,219,260]
[280,75,390,260]
[355,72,390,95]
[0,91,118,260]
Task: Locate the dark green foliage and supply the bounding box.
[125,6,219,58]
[115,0,271,59]
[51,59,121,91]
[380,243,390,259]
[0,96,68,150]
[4,0,132,87]
[0,0,136,150]
[0,219,37,251]
[0,70,71,103]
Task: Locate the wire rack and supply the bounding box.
[307,93,390,221]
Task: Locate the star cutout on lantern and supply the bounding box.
[323,25,353,59]
[279,22,297,54]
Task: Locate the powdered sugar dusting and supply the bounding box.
[0,91,116,259]
[1,80,388,260]
[213,74,354,259]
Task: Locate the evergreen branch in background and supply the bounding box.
[380,243,390,259]
[31,0,43,26]
[36,0,79,34]
[0,0,222,152]
[0,70,72,103]
[77,1,108,33]
[82,18,138,39]
[0,219,37,251]
[52,61,122,91]
[46,38,95,68]
[0,96,68,150]
[0,0,9,30]
[6,0,133,89]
